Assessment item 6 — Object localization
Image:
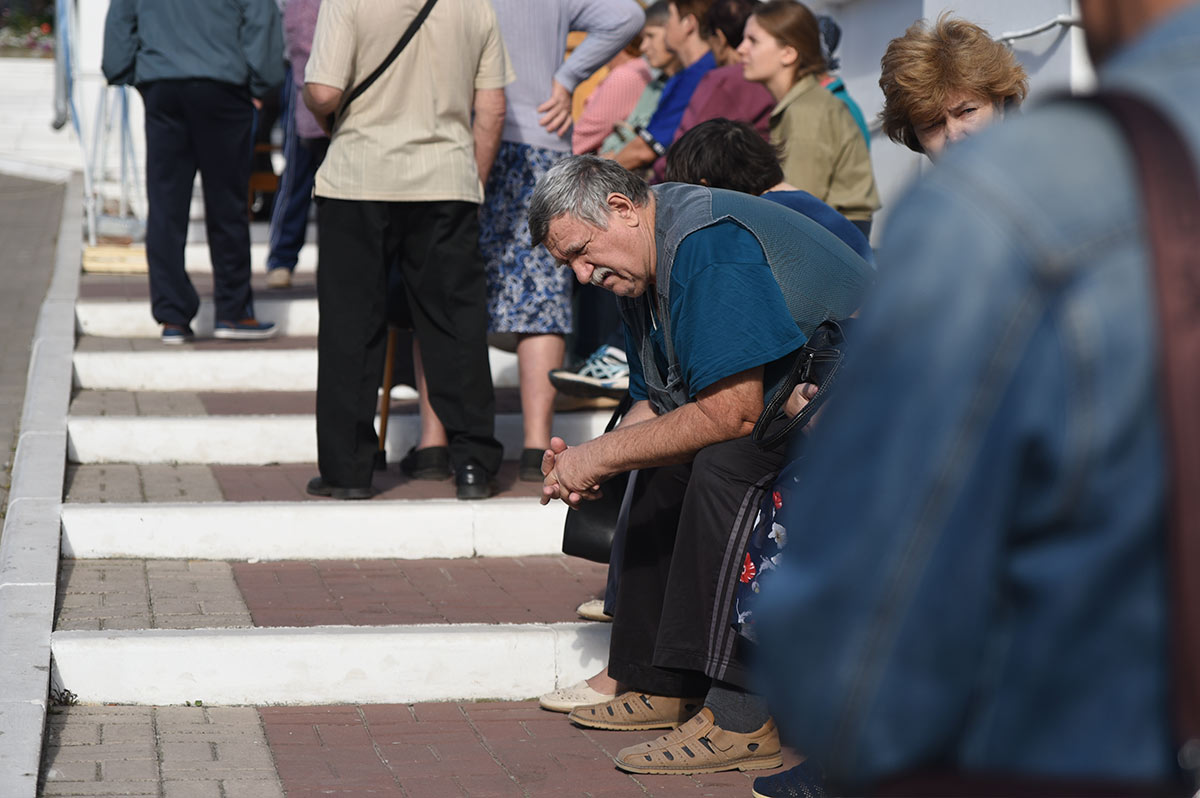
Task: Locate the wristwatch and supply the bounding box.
[635,125,666,157]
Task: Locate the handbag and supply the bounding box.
[326,0,439,131]
[561,393,634,564]
[751,317,852,449]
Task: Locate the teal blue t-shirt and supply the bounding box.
[626,220,808,402]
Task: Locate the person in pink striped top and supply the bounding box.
[572,39,653,155]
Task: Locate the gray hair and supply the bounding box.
[528,155,651,246]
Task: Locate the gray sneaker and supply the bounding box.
[549,345,629,398]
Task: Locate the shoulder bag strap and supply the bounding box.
[1078,90,1200,777]
[328,0,439,130]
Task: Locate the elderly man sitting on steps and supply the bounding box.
[530,155,872,775]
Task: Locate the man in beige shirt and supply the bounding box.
[303,0,514,500]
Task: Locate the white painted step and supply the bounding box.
[60,500,569,560]
[207,241,316,273]
[51,622,610,705]
[73,347,521,391]
[76,297,319,338]
[66,411,609,465]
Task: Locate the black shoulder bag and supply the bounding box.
[326,0,439,131]
[751,317,853,449]
[561,393,634,564]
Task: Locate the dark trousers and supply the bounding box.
[142,79,255,325]
[608,431,787,695]
[267,75,327,273]
[315,197,503,488]
[571,282,625,362]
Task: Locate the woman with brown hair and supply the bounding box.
[738,0,879,235]
[879,14,1029,160]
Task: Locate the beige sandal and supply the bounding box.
[538,680,613,713]
[615,708,783,775]
[567,691,704,731]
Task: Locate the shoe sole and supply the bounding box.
[576,609,612,622]
[161,337,192,345]
[567,715,684,731]
[548,374,628,399]
[539,696,613,713]
[305,485,374,500]
[455,484,492,500]
[213,329,278,340]
[616,753,783,776]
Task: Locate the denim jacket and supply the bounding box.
[755,5,1200,789]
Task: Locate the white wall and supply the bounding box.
[807,0,1092,240]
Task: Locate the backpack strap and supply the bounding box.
[1077,90,1200,778]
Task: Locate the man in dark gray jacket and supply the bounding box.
[103,0,285,343]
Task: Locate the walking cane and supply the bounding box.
[376,326,398,471]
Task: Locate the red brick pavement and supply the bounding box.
[75,333,321,351]
[231,556,608,627]
[212,462,545,501]
[197,387,527,416]
[79,271,317,299]
[260,701,802,797]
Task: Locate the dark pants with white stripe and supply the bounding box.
[314,197,503,489]
[141,79,256,326]
[607,428,789,696]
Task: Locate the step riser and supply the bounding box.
[66,414,608,465]
[82,242,317,274]
[73,349,521,391]
[76,298,319,337]
[51,623,610,705]
[60,502,569,560]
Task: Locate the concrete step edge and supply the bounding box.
[66,413,608,465]
[50,622,610,705]
[60,500,570,560]
[82,242,317,275]
[77,296,319,337]
[72,347,523,391]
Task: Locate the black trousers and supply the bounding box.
[608,431,788,695]
[314,197,503,488]
[141,80,255,326]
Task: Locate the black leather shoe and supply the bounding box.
[399,446,452,480]
[306,476,374,500]
[455,462,494,501]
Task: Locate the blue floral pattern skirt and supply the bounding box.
[479,141,573,334]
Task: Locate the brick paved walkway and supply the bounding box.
[40,702,799,797]
[55,557,608,631]
[41,706,284,797]
[63,462,548,503]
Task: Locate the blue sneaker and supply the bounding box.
[752,761,827,798]
[161,324,194,345]
[213,318,277,340]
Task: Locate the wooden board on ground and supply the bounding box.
[83,245,148,274]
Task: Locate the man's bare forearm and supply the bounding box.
[579,370,763,479]
[614,135,655,170]
[615,398,656,429]
[303,82,343,136]
[472,87,506,184]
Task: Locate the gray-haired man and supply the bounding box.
[530,155,870,775]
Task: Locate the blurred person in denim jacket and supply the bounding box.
[753,0,1200,794]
